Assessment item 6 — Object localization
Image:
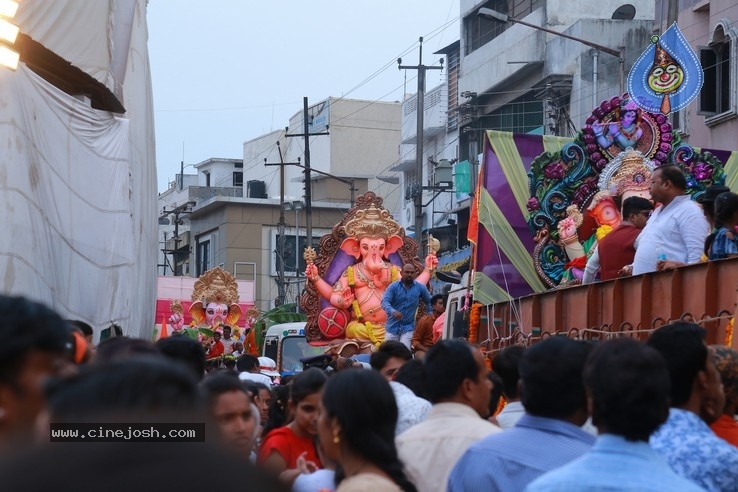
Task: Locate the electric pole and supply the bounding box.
[398,37,443,245]
[160,202,195,276]
[265,142,300,306]
[285,97,329,245]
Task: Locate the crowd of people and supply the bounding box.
[1,291,737,492]
[585,165,738,282]
[2,165,738,490]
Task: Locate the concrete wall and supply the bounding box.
[670,0,738,150]
[460,2,654,130]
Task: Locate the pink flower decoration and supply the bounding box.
[692,162,713,181]
[544,162,566,180]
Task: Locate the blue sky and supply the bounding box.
[148,1,460,192]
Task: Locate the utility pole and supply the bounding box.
[265,142,301,305]
[285,97,329,245]
[399,37,443,244]
[160,202,195,276]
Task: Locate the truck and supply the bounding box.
[439,103,738,352]
[261,322,325,377]
[443,259,738,351]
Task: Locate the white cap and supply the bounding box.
[258,356,280,377]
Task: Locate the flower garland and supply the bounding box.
[469,302,482,344]
[366,321,380,347]
[595,224,613,241]
[726,317,734,347]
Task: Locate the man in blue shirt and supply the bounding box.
[381,263,432,350]
[448,337,595,492]
[526,338,703,492]
[647,322,738,492]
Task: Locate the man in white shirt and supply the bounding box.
[628,165,709,275]
[396,340,501,492]
[220,325,235,355]
[237,354,273,386]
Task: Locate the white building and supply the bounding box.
[242,97,402,216]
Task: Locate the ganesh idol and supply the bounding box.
[556,148,654,283]
[302,193,437,349]
[168,266,244,340]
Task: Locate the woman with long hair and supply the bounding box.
[318,369,416,492]
[705,191,738,260]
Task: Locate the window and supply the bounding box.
[233,171,243,187]
[464,0,507,54]
[463,0,542,55]
[234,161,243,168]
[271,230,322,277]
[197,240,210,276]
[699,20,738,125]
[488,92,544,134]
[204,171,211,187]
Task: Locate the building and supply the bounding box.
[158,97,404,313]
[241,97,403,215]
[460,0,654,225]
[391,1,666,282]
[157,158,244,277]
[658,0,738,154]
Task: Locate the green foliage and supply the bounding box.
[251,303,307,353]
[180,326,215,340]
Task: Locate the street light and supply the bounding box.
[477,7,625,94]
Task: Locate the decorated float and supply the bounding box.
[155,267,259,357]
[300,192,437,356]
[461,24,738,350]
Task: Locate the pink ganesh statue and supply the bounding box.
[302,193,437,352]
[168,267,243,339]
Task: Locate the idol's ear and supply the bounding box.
[189,301,205,325]
[225,304,243,326]
[340,237,362,259]
[385,235,403,255]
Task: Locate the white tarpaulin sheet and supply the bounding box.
[0,0,158,339]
